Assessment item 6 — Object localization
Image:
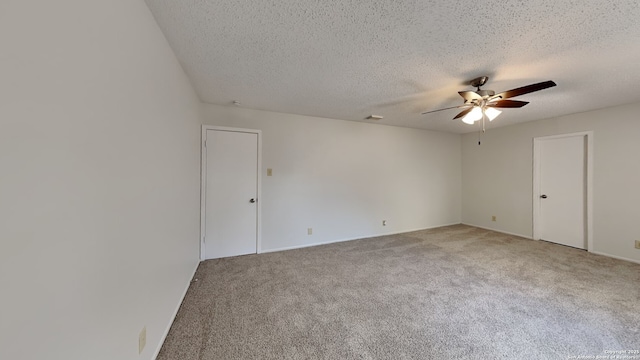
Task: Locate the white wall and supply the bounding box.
[462,102,640,263]
[0,1,201,359]
[201,104,461,252]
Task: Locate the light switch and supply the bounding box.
[139,326,146,354]
[267,168,273,176]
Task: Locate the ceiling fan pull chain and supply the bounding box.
[477,112,487,145]
[482,113,486,133]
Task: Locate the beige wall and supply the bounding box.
[462,102,640,263]
[2,2,637,358]
[201,104,462,252]
[0,1,201,359]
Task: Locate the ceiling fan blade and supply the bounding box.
[487,99,529,108]
[421,104,469,115]
[452,107,474,120]
[458,91,482,102]
[491,80,556,100]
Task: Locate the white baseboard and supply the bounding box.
[461,223,532,239]
[260,222,461,254]
[589,251,640,265]
[152,261,199,360]
[463,224,640,265]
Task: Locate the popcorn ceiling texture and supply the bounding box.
[145,0,640,133]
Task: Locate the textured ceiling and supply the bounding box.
[144,0,640,133]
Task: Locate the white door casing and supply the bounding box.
[201,126,261,260]
[533,132,593,250]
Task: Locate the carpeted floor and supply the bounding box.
[157,225,640,360]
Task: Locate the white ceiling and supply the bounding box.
[144,0,640,133]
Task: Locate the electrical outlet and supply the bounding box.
[635,240,640,249]
[139,326,146,354]
[491,216,497,222]
[267,168,273,176]
[382,220,387,226]
[307,228,312,235]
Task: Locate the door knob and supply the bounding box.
[249,198,256,203]
[540,194,548,199]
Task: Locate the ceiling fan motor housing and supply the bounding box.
[470,76,489,88]
[477,89,495,98]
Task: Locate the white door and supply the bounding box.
[204,129,259,259]
[538,135,586,249]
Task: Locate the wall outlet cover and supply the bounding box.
[635,240,640,249]
[307,228,312,235]
[491,216,497,222]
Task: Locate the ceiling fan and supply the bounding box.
[421,76,557,126]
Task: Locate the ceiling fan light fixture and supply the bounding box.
[484,107,502,121]
[421,77,557,129]
[462,106,483,124]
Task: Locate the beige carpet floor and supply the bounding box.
[158,225,640,360]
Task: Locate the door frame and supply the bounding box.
[200,125,262,261]
[532,131,593,250]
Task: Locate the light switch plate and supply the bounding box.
[139,326,146,354]
[267,168,272,176]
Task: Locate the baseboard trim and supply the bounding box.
[589,251,640,265]
[462,224,640,265]
[152,261,199,360]
[260,222,461,254]
[461,223,532,239]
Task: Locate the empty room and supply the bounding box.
[1,1,639,360]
